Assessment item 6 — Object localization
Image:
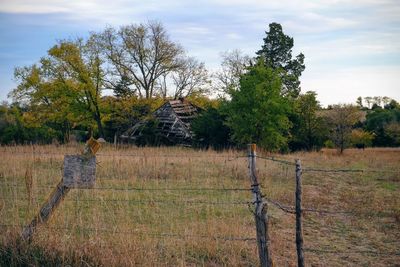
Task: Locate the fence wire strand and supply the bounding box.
[0,196,250,206]
[304,248,400,256]
[0,224,255,242]
[1,148,398,265]
[0,183,251,192]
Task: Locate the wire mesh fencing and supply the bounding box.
[255,153,400,265]
[0,145,399,266]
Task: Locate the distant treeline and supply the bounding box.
[3,21,400,152]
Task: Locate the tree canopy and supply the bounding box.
[10,40,105,139]
[4,20,400,151]
[256,23,305,98]
[223,59,291,151]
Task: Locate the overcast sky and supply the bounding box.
[0,0,399,106]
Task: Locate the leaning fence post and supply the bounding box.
[295,159,305,267]
[248,144,273,267]
[21,137,103,241]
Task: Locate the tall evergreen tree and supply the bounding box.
[256,23,305,98]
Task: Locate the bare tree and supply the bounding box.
[324,104,363,153]
[213,50,251,94]
[364,97,372,109]
[95,21,184,99]
[382,96,391,107]
[373,96,382,108]
[171,56,210,99]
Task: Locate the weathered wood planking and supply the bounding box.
[63,155,96,188]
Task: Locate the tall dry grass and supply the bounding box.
[0,144,399,266]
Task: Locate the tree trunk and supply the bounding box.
[93,106,104,138]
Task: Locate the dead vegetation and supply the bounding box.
[0,145,399,266]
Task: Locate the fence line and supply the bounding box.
[0,183,251,192]
[1,150,396,172]
[0,196,250,206]
[263,197,387,216]
[255,154,397,173]
[0,151,247,160]
[1,146,398,266]
[255,155,296,166]
[304,248,400,256]
[1,187,394,216]
[0,224,256,242]
[263,198,296,214]
[302,167,398,173]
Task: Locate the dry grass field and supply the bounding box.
[0,144,399,266]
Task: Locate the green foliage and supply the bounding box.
[256,23,305,98]
[289,91,327,151]
[324,140,335,148]
[350,129,374,148]
[102,97,164,142]
[10,39,106,141]
[134,117,172,146]
[223,60,290,151]
[192,106,232,149]
[365,107,400,146]
[0,103,57,144]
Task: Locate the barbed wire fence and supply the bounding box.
[0,145,399,267]
[0,147,260,267]
[254,152,400,267]
[0,187,256,238]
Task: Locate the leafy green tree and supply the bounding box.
[223,60,290,151]
[290,91,327,151]
[47,41,105,137]
[0,103,57,144]
[192,106,232,149]
[365,107,400,146]
[385,99,399,110]
[10,39,106,139]
[384,122,400,145]
[102,97,163,143]
[256,23,305,98]
[350,129,374,148]
[10,64,76,142]
[113,75,134,98]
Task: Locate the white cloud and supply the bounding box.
[0,0,182,26]
[225,33,242,40]
[302,66,400,106]
[0,0,399,104]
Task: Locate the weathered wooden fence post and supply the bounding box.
[21,182,70,240]
[248,144,273,267]
[295,159,305,267]
[21,137,102,241]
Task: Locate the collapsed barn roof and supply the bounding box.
[121,98,202,145]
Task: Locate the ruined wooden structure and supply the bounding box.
[121,98,202,145]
